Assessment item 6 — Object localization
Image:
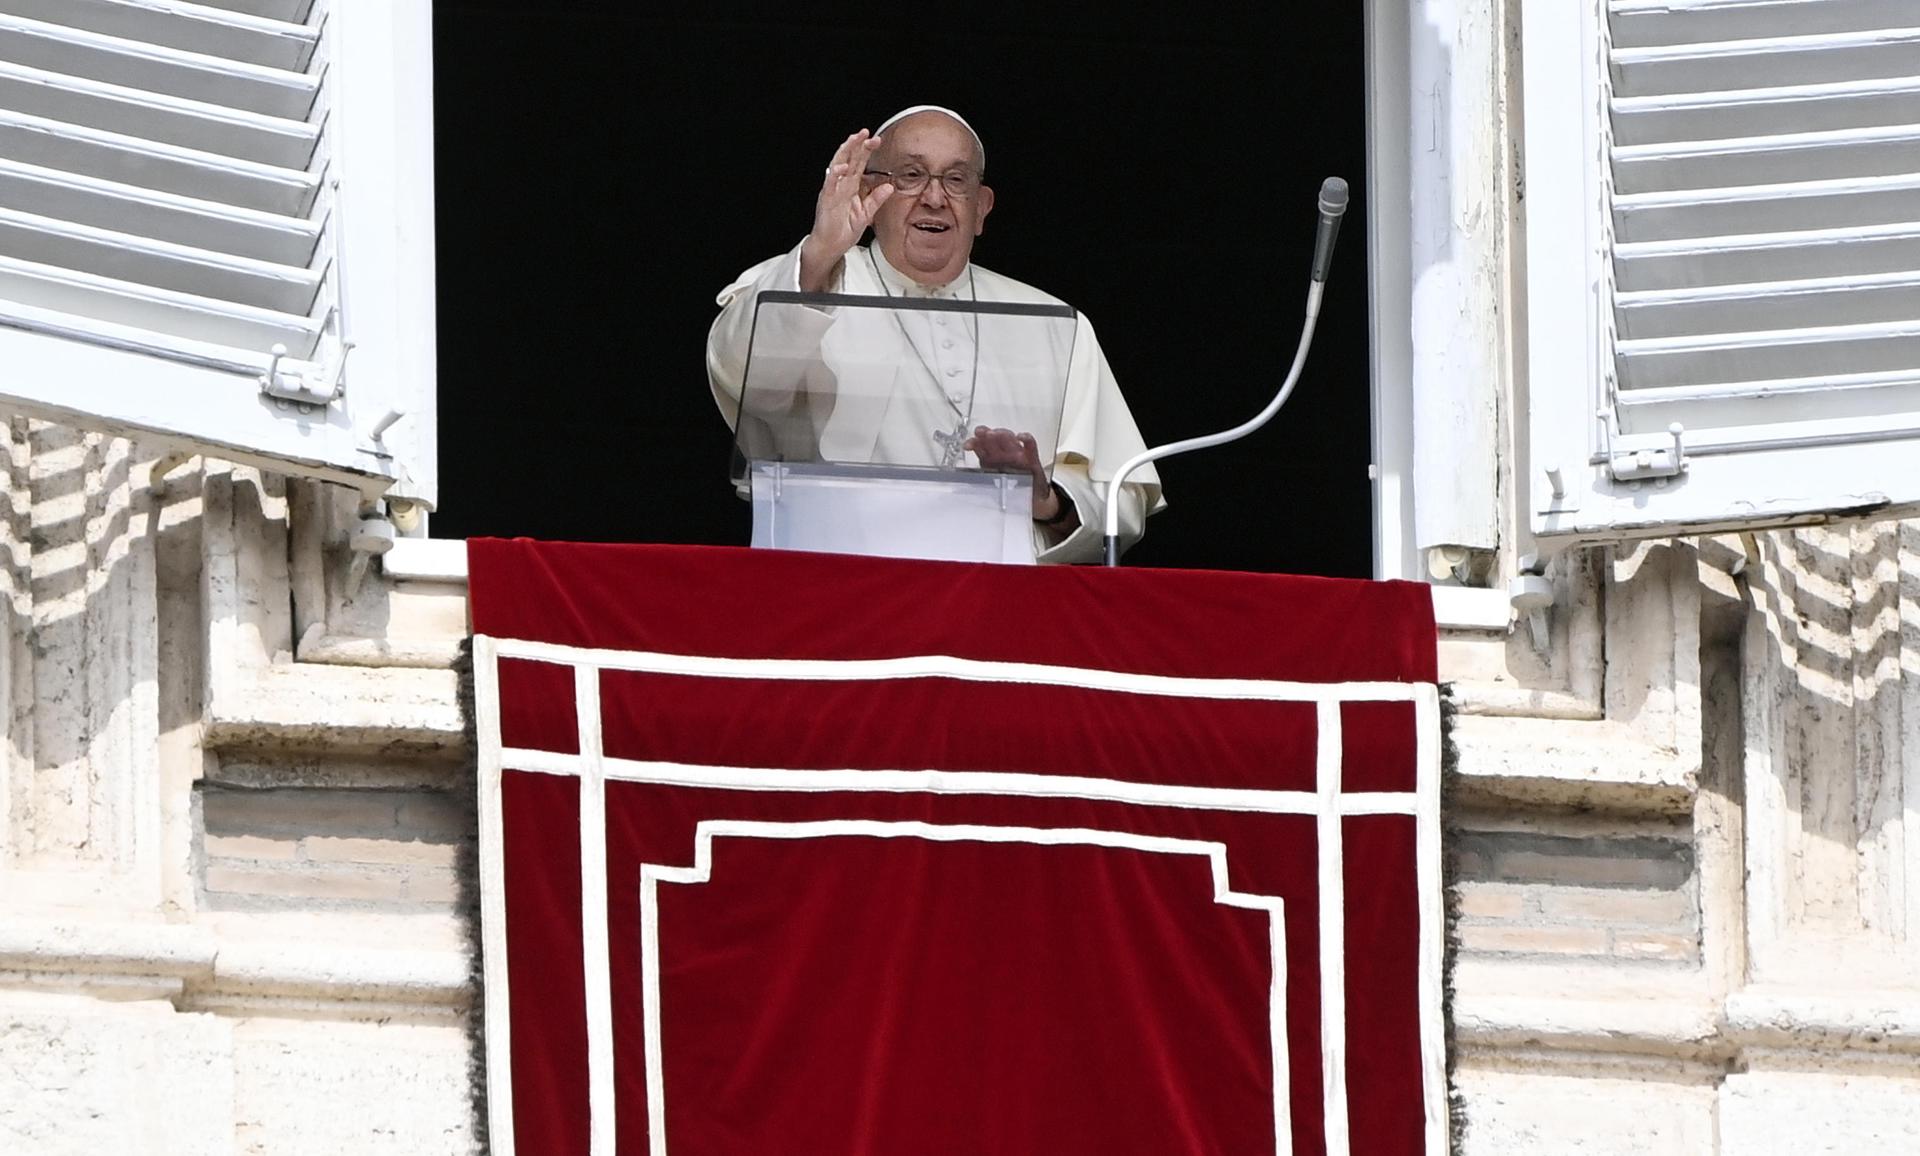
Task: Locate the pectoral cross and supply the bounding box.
[932,425,969,469]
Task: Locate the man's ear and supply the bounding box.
[973,184,995,235]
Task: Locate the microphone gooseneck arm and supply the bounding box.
[1101,176,1349,566]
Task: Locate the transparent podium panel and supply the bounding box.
[727,290,1078,564]
[749,461,1036,564]
[729,291,1077,484]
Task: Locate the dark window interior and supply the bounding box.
[432,2,1371,576]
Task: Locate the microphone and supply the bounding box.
[1102,177,1348,565]
[1310,176,1348,284]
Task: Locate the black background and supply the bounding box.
[431,2,1371,576]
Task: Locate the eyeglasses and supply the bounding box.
[862,165,979,199]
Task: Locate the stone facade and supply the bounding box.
[1448,535,1920,1151]
[0,437,470,1154]
[0,422,1915,1152]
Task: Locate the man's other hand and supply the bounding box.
[965,427,1068,523]
[799,130,895,292]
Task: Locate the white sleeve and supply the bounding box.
[1032,310,1164,564]
[1033,462,1150,564]
[705,239,844,425]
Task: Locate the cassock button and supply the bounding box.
[942,339,955,349]
[945,366,962,377]
[935,317,948,327]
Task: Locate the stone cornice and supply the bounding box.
[0,915,470,1014]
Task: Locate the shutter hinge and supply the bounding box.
[1606,422,1687,483]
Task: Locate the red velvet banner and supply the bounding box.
[470,542,1443,1155]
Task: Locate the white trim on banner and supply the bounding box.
[1268,887,1294,1156]
[1315,700,1351,1156]
[490,637,1429,705]
[1414,689,1448,1155]
[575,664,616,1156]
[495,748,1421,818]
[473,635,518,1156]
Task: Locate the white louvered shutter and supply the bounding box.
[1523,0,1920,544]
[0,0,435,504]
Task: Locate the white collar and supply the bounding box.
[867,244,970,300]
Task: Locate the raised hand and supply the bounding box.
[799,130,896,292]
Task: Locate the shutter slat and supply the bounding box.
[1611,75,1920,145]
[0,12,317,120]
[1605,2,1920,416]
[1617,272,1920,339]
[1612,371,1920,436]
[1618,319,1920,389]
[1615,223,1920,291]
[1615,174,1920,242]
[1611,0,1920,47]
[0,108,316,214]
[1613,123,1920,192]
[0,251,319,354]
[0,156,318,264]
[0,202,321,313]
[0,59,317,168]
[0,0,317,72]
[1614,28,1920,94]
[193,0,313,24]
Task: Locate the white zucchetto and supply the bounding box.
[874,105,985,170]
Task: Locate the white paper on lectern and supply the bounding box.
[749,461,1035,565]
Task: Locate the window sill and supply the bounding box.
[385,539,1514,632]
[383,537,468,583]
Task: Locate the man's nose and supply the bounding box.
[919,178,948,207]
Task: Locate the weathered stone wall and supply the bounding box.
[1452,808,1699,964]
[200,782,467,911]
[1448,530,1920,1153]
[0,426,473,1155]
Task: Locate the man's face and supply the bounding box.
[866,112,994,287]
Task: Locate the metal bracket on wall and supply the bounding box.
[1508,550,1556,652]
[344,506,396,600]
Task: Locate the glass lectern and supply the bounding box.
[730,290,1077,564]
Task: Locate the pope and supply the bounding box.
[707,105,1163,563]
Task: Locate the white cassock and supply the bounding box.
[707,240,1164,564]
